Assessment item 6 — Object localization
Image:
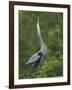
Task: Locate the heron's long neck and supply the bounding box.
[36,17,44,46]
[36,17,47,55]
[37,30,44,45]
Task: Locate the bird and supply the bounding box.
[25,16,48,67]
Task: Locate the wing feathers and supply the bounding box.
[25,52,40,65]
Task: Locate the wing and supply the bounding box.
[25,52,40,65]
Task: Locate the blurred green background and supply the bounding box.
[19,10,63,79]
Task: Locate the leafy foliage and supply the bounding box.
[19,10,63,79]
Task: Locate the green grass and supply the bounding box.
[19,10,63,79]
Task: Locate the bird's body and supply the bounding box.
[25,50,43,67]
[25,16,47,67]
[32,52,43,67]
[25,50,41,65]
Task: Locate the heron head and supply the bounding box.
[36,16,41,35]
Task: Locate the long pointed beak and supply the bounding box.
[37,16,39,23]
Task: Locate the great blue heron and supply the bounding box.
[25,16,47,67]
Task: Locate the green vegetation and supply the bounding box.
[19,10,63,79]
